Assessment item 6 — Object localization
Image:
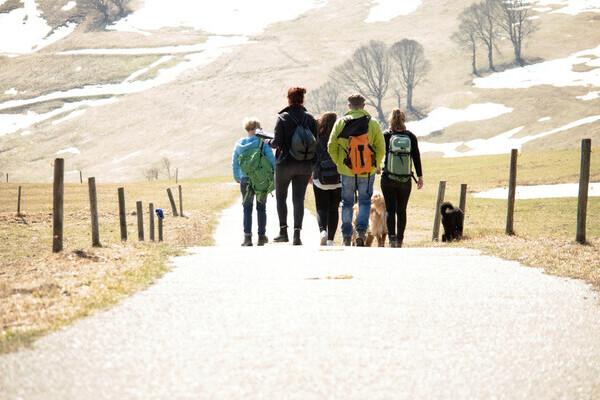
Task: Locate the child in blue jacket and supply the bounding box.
[232,118,276,246]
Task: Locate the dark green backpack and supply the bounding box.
[385,133,416,183]
[238,140,275,201]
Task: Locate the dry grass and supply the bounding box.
[0,179,238,353]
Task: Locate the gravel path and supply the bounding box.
[2,197,600,399]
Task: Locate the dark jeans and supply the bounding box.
[381,177,412,242]
[313,185,341,240]
[275,160,311,230]
[240,178,267,236]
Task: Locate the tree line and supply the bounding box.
[451,0,536,75]
[309,39,430,126]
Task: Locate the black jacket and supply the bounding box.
[381,129,423,185]
[272,105,317,165]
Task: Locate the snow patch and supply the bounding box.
[538,116,551,122]
[474,45,600,89]
[577,91,600,100]
[406,103,513,137]
[4,88,17,95]
[110,0,326,35]
[56,147,80,155]
[0,0,76,55]
[365,0,422,23]
[419,115,600,157]
[61,1,76,11]
[475,182,600,199]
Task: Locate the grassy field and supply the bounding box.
[1,147,598,353]
[0,177,238,353]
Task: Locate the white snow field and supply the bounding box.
[578,91,600,100]
[0,0,76,55]
[418,115,600,157]
[406,103,513,137]
[535,0,600,15]
[110,0,327,35]
[365,0,422,23]
[475,182,600,199]
[473,45,600,89]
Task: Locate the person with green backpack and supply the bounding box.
[381,108,423,248]
[232,117,276,246]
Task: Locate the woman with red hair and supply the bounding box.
[268,87,317,245]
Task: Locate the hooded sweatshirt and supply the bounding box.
[232,135,275,182]
[327,108,385,177]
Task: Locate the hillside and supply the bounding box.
[0,0,599,182]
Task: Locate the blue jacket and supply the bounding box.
[232,135,276,181]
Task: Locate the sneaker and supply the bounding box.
[257,235,268,246]
[320,230,327,246]
[355,229,366,247]
[326,240,334,246]
[241,235,252,247]
[342,236,351,246]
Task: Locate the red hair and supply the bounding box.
[287,87,306,106]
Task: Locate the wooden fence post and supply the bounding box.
[506,149,518,235]
[167,188,179,217]
[432,180,446,241]
[80,170,83,184]
[52,158,64,253]
[459,183,468,216]
[176,168,179,184]
[158,217,163,242]
[149,203,155,241]
[136,201,144,241]
[17,185,22,216]
[118,187,127,241]
[576,139,592,244]
[88,177,101,247]
[6,173,8,183]
[178,185,184,217]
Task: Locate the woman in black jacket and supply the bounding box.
[381,108,424,248]
[268,87,317,245]
[312,112,341,246]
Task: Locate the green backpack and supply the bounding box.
[238,140,275,201]
[385,134,416,183]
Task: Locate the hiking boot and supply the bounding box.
[388,235,397,248]
[257,235,268,246]
[293,229,302,246]
[320,230,328,246]
[241,235,252,247]
[342,236,352,247]
[355,229,366,247]
[326,240,334,246]
[273,226,289,243]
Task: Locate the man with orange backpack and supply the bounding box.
[328,94,385,246]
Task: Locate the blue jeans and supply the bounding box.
[240,178,267,236]
[340,174,375,237]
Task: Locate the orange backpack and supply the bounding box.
[340,116,375,175]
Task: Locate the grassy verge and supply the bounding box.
[0,179,238,353]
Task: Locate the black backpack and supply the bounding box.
[286,112,317,161]
[315,139,340,185]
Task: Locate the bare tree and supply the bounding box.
[451,14,480,76]
[161,157,172,180]
[389,39,430,111]
[331,40,391,124]
[470,1,501,71]
[495,0,536,65]
[308,81,343,115]
[143,167,159,181]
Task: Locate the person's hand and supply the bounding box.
[309,177,313,185]
[376,168,381,175]
[236,180,240,184]
[264,138,272,145]
[417,176,424,190]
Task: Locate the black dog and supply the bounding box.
[440,202,464,242]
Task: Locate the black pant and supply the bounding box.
[275,160,311,230]
[313,185,341,240]
[381,177,412,243]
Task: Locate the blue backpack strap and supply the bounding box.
[286,111,300,125]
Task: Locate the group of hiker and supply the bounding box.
[231,87,423,248]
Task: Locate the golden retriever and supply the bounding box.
[352,190,387,247]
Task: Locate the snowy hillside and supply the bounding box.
[0,0,598,182]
